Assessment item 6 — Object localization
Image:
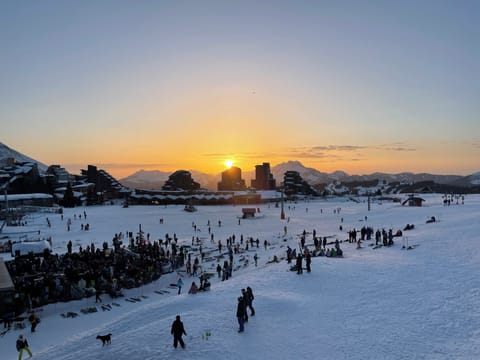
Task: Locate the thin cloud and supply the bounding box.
[289,152,331,159]
[203,152,278,160]
[383,147,416,152]
[312,145,367,151]
[376,142,416,152]
[63,163,171,169]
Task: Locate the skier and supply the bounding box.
[171,315,187,349]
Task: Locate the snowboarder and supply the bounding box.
[171,315,187,349]
[16,334,32,359]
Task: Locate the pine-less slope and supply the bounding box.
[2,195,480,360]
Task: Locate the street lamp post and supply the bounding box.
[280,185,285,220]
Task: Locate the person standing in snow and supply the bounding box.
[16,334,32,359]
[188,282,198,294]
[95,287,102,303]
[28,311,40,333]
[305,251,311,273]
[171,315,187,349]
[236,296,246,333]
[246,286,255,316]
[241,289,249,322]
[296,253,303,274]
[176,278,184,295]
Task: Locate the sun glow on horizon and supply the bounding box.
[224,159,234,169]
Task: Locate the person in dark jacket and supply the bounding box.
[296,253,303,274]
[171,315,187,349]
[236,297,246,333]
[16,334,32,359]
[241,289,249,322]
[305,251,311,273]
[246,286,255,316]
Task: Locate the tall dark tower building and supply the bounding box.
[218,166,246,191]
[251,162,276,190]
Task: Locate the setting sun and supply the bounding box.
[225,159,234,169]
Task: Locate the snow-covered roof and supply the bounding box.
[0,193,53,201]
[11,240,51,256]
[0,258,14,291]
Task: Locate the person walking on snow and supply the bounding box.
[16,334,32,359]
[296,253,303,274]
[236,297,246,333]
[176,278,184,295]
[246,286,255,316]
[171,315,187,349]
[28,312,40,333]
[241,289,249,322]
[305,251,311,273]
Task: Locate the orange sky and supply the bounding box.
[2,2,479,179]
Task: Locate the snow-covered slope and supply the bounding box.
[0,142,47,171]
[1,195,480,359]
[271,160,335,184]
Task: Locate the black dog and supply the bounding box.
[96,333,112,346]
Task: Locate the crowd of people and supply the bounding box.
[5,232,186,314]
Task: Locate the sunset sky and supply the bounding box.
[1,1,479,178]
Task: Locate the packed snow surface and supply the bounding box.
[1,194,480,360]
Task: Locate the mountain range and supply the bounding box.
[118,160,480,191]
[1,142,479,191]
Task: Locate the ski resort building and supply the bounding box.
[251,162,276,190]
[218,166,246,191]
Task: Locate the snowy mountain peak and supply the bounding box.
[0,142,47,171]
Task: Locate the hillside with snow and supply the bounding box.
[0,142,47,171]
[1,195,480,359]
